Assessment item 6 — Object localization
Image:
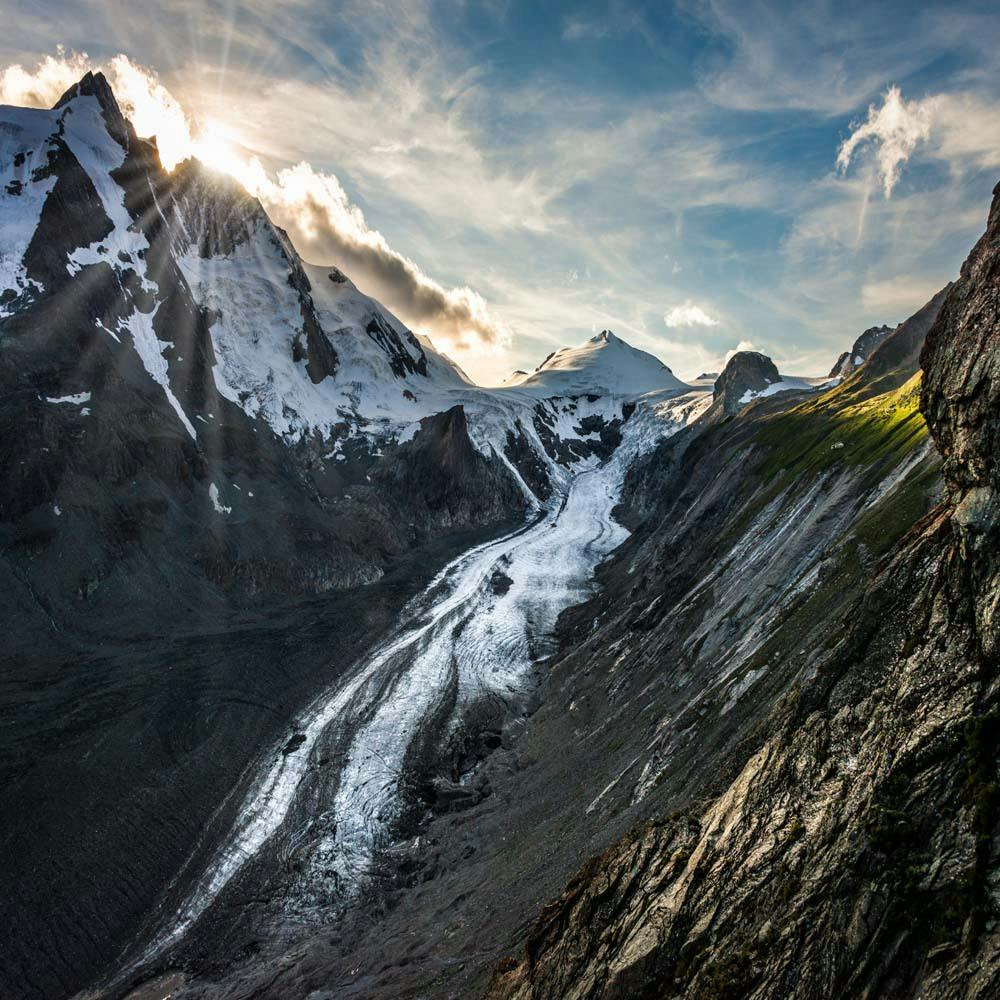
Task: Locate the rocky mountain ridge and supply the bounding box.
[829,323,894,377]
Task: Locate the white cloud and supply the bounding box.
[105,55,194,169]
[837,86,1000,198]
[723,339,757,364]
[562,16,610,42]
[257,162,509,349]
[0,47,91,106]
[837,86,932,197]
[664,301,720,328]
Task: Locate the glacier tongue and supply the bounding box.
[131,388,707,967]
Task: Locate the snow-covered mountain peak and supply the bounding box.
[52,71,131,152]
[1,71,708,522]
[509,329,688,398]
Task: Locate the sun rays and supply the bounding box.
[0,49,511,371]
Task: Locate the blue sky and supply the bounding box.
[3,0,1000,383]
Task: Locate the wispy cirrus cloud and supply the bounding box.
[836,86,932,196]
[838,85,1000,197]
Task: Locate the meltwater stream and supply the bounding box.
[129,445,638,973]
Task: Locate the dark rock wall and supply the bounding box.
[711,350,780,416]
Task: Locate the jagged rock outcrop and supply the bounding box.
[487,189,1000,1000]
[374,405,525,530]
[712,350,780,415]
[863,284,951,386]
[829,323,893,377]
[54,70,131,149]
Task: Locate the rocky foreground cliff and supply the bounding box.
[486,188,1000,999]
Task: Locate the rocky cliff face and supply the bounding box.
[487,189,1000,999]
[921,219,999,663]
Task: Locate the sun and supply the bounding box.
[190,120,246,177]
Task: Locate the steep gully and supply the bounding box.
[116,398,699,991]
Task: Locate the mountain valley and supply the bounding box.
[0,70,997,1000]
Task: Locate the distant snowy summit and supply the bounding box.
[504,330,688,397]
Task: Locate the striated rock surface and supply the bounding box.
[487,190,1000,1000]
[921,208,1000,660]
